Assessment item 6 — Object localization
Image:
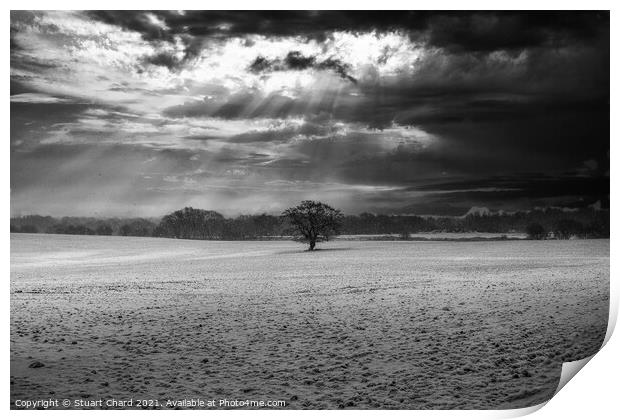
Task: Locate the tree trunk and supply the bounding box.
[308,239,316,251]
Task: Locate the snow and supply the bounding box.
[10,234,608,409]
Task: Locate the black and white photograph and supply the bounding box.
[9,7,611,412]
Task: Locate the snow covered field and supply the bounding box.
[10,234,608,409]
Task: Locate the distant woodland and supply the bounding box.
[10,206,609,240]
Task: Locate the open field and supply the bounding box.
[10,233,609,409]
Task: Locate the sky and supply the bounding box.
[10,11,610,217]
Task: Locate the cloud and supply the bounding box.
[10,93,77,104]
[248,51,357,83]
[10,11,610,216]
[85,11,606,50]
[424,11,606,52]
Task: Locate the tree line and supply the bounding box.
[10,206,609,240]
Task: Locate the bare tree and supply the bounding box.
[282,201,343,250]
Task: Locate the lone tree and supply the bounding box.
[282,201,343,251]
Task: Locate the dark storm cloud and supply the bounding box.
[410,175,609,198]
[11,11,610,216]
[143,52,182,69]
[161,49,609,198]
[356,173,609,216]
[160,15,608,127]
[248,52,357,83]
[87,11,608,73]
[86,10,426,41]
[86,10,175,42]
[86,11,605,50]
[140,37,205,70]
[423,11,606,52]
[401,180,608,215]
